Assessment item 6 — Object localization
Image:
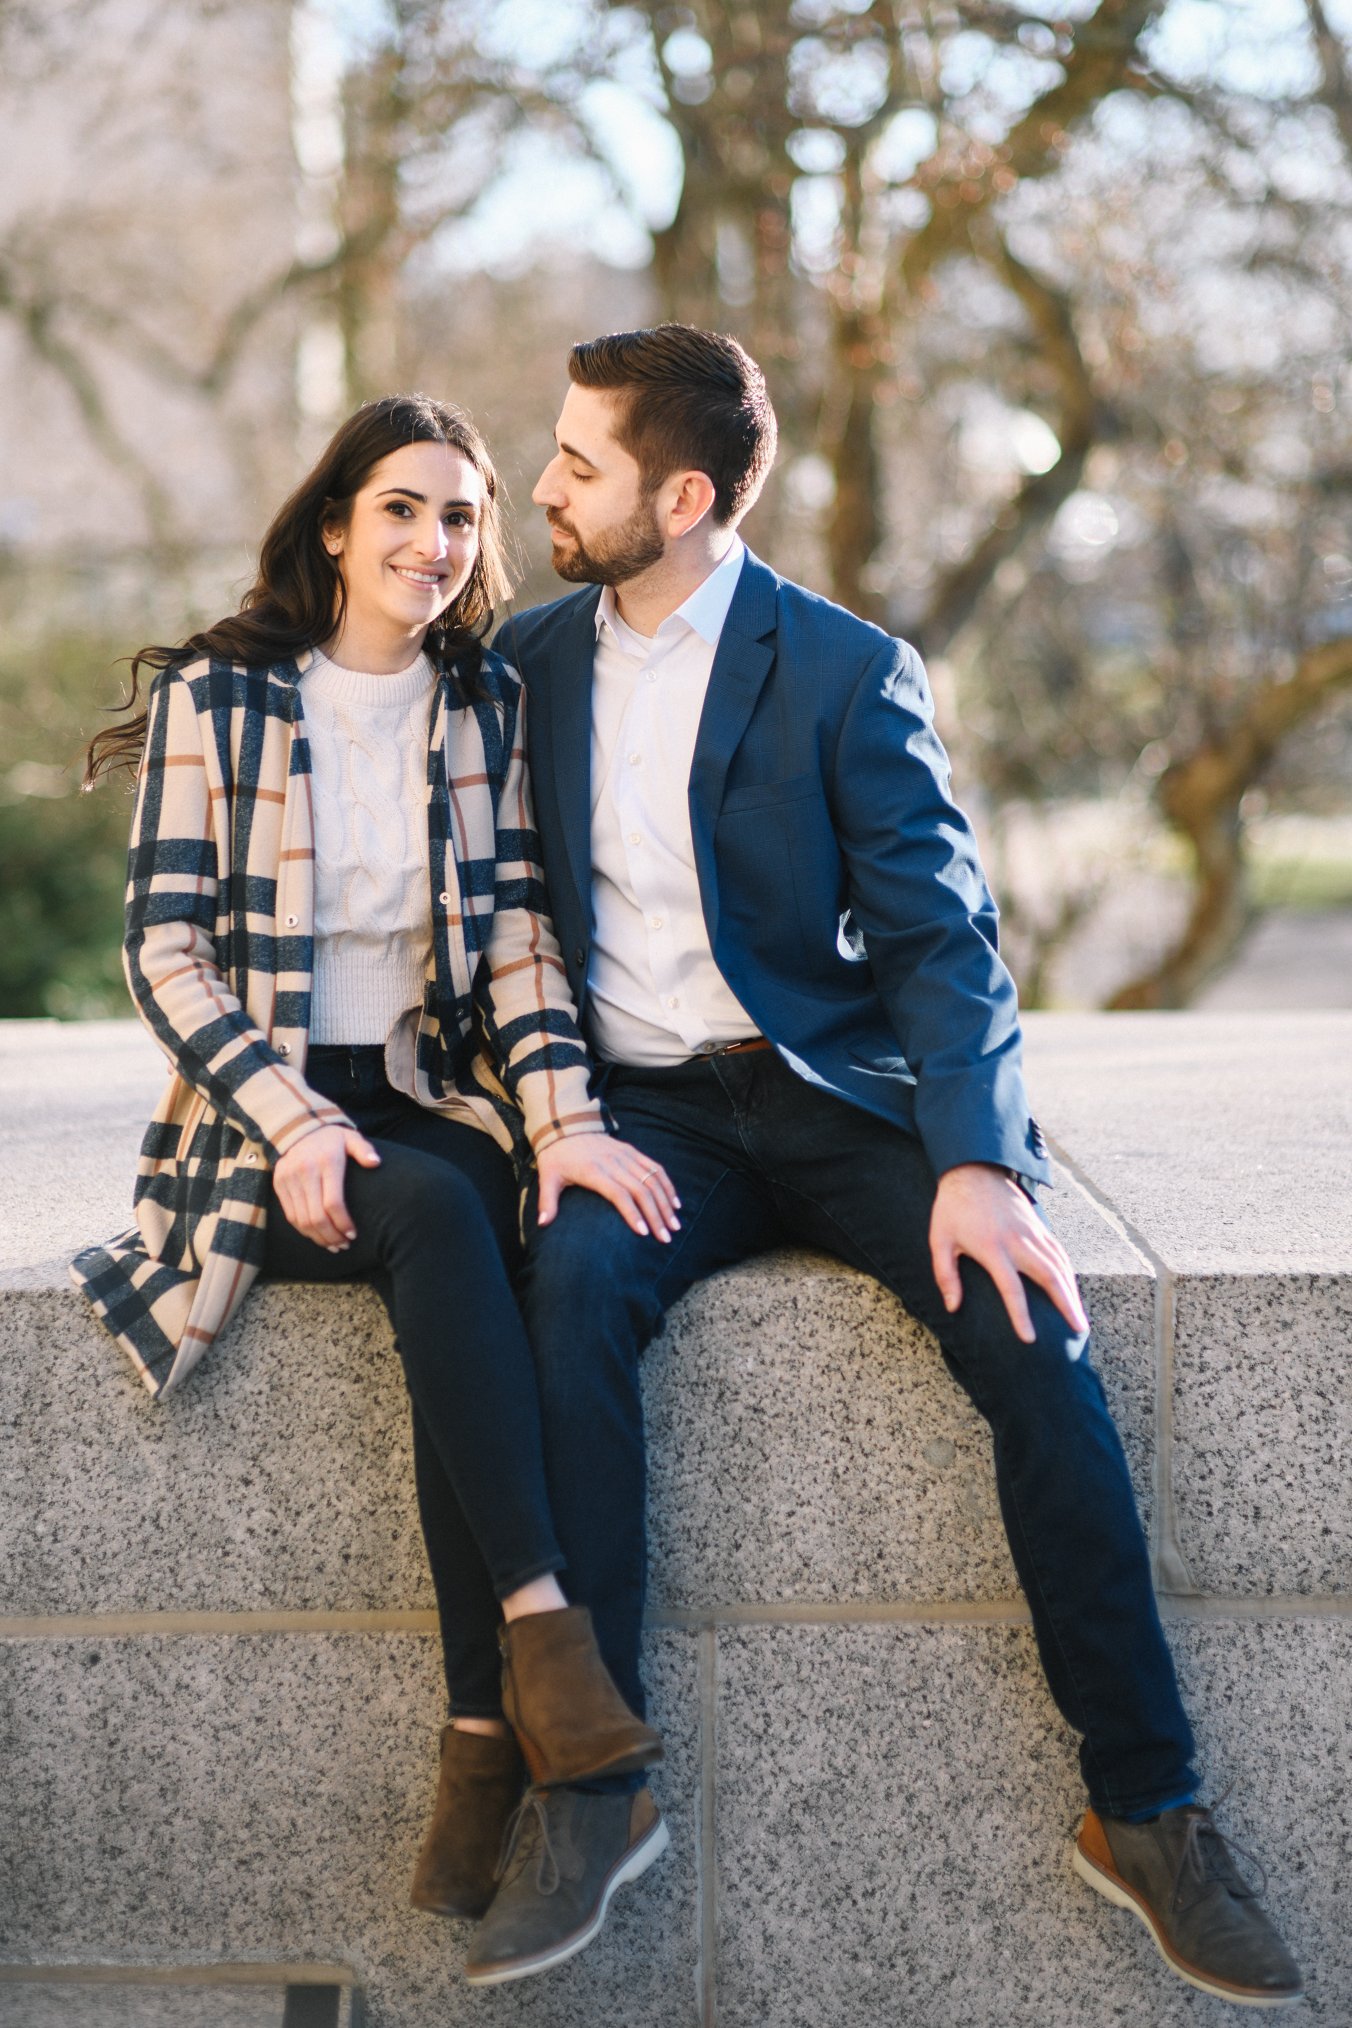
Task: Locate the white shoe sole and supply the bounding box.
[465,1813,670,1987]
[1072,1844,1303,2008]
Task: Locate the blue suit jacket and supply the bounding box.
[496,549,1050,1186]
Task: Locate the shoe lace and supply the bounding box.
[493,1788,561,1898]
[1170,1788,1268,1917]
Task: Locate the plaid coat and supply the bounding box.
[71,643,601,1400]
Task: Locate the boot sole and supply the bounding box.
[1072,1844,1303,2008]
[464,1813,670,1987]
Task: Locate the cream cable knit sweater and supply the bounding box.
[303,648,438,1044]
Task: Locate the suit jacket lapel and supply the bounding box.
[546,587,604,930]
[688,551,778,948]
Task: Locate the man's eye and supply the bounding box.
[571,471,592,482]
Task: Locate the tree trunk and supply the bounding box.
[1109,636,1352,1007]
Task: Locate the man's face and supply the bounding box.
[532,384,666,585]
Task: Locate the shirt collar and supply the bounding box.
[594,536,746,650]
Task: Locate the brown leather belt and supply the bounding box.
[705,1035,773,1056]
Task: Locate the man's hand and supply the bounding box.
[273,1123,382,1250]
[537,1134,682,1242]
[930,1162,1088,1344]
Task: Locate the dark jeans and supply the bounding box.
[516,1048,1198,1819]
[262,1044,564,1717]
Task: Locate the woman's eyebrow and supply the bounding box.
[376,488,478,508]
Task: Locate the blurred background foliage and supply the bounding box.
[2,0,1350,1018]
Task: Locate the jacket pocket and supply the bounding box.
[719,771,820,815]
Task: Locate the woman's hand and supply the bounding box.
[272,1124,382,1250]
[536,1134,682,1242]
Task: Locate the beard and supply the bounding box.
[547,499,665,585]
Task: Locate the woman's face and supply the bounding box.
[325,440,484,656]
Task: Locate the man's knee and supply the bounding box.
[519,1190,662,1392]
[950,1260,1092,1382]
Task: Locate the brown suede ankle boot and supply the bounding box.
[410,1724,526,1920]
[499,1605,664,1787]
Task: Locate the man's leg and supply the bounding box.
[733,1054,1196,1815]
[516,1061,782,1716]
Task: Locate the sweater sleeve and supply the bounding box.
[472,681,606,1154]
[123,665,352,1162]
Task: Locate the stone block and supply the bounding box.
[3,1183,1152,1621]
[0,1981,358,2027]
[0,1282,433,1617]
[0,1629,698,2028]
[0,1987,287,2028]
[1172,1274,1352,1595]
[1021,1011,1352,1273]
[713,1617,1350,2026]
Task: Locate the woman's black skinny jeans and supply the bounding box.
[262,1044,564,1717]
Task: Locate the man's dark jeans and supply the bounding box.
[517,1047,1198,1819]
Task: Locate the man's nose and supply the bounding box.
[532,457,562,507]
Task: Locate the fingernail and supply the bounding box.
[327,1245,341,1254]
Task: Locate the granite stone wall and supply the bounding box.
[1,1014,1349,2026]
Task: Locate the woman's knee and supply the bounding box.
[359,1144,500,1256]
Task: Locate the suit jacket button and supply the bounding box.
[574,947,586,967]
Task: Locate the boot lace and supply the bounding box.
[1170,1790,1268,1917]
[494,1788,561,1897]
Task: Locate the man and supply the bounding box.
[467,324,1301,2005]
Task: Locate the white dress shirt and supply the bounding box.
[587,538,761,1065]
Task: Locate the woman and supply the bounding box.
[73,393,679,1934]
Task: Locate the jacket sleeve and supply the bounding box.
[473,680,606,1154]
[830,638,1049,1185]
[123,666,351,1163]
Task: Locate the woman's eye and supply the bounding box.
[385,501,414,517]
[445,511,474,528]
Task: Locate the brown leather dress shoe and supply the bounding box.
[498,1605,663,1787]
[410,1725,526,1921]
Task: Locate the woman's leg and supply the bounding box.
[264,1136,565,1631]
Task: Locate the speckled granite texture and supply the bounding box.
[714,1618,1350,2026]
[1172,1273,1352,1594]
[0,1630,697,2028]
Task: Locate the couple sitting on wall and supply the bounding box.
[74,324,1301,2005]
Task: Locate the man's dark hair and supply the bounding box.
[567,324,778,526]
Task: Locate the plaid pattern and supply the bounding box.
[71,645,600,1400]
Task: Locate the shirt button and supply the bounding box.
[628,752,642,766]
[285,913,299,927]
[650,916,663,929]
[667,995,679,1009]
[646,671,657,684]
[629,832,642,846]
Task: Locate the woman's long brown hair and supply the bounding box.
[84,394,513,784]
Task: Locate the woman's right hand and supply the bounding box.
[272,1124,382,1250]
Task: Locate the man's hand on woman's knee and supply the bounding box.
[273,1124,382,1251]
[929,1161,1088,1344]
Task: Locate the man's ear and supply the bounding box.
[665,470,718,540]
